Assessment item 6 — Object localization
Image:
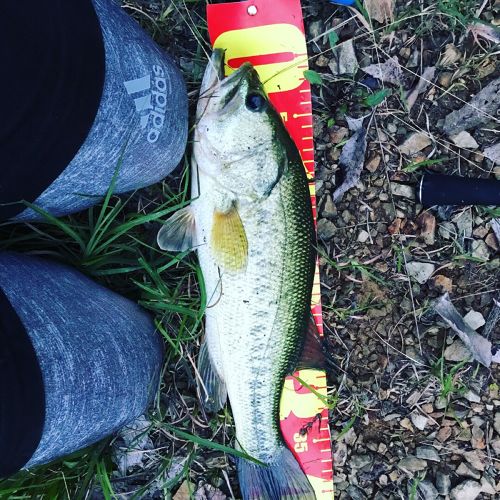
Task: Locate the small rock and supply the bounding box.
[378,474,388,486]
[317,219,336,240]
[464,390,481,403]
[480,475,497,495]
[450,480,482,500]
[410,411,429,430]
[416,446,440,462]
[390,182,415,199]
[174,481,195,500]
[365,154,381,172]
[333,441,347,467]
[457,462,481,479]
[328,39,358,76]
[485,232,499,251]
[406,261,435,284]
[436,425,453,442]
[436,471,451,495]
[464,450,486,471]
[444,340,473,362]
[473,226,489,238]
[398,456,427,472]
[329,126,349,144]
[417,211,436,245]
[350,453,372,470]
[345,485,367,500]
[464,310,486,330]
[418,480,439,500]
[400,417,414,432]
[452,210,473,239]
[323,195,336,218]
[483,142,500,164]
[471,239,490,260]
[432,274,453,293]
[399,132,432,155]
[315,55,329,68]
[451,131,479,149]
[435,395,448,410]
[194,484,226,500]
[439,221,457,240]
[494,412,500,435]
[357,230,370,243]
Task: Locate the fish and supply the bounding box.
[158,50,318,500]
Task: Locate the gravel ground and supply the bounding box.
[2,1,498,499]
[117,1,500,499]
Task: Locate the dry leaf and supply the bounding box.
[433,293,500,367]
[364,0,394,23]
[438,44,462,67]
[405,67,436,111]
[333,115,370,201]
[362,56,403,85]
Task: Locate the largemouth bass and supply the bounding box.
[158,50,317,500]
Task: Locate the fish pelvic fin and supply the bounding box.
[238,446,316,500]
[157,205,196,252]
[197,340,227,412]
[210,205,248,272]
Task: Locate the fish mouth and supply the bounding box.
[199,49,225,97]
[200,50,254,97]
[197,51,256,118]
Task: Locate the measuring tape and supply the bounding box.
[206,1,333,498]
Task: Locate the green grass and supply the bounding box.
[431,357,468,401]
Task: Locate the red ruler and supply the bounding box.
[207,1,333,498]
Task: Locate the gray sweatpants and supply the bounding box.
[0,251,163,470]
[15,0,187,221]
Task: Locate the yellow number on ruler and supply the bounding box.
[293,432,309,453]
[213,24,307,94]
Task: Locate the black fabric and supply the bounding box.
[0,1,105,220]
[0,287,45,478]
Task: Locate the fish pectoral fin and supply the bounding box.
[210,205,248,272]
[197,341,227,413]
[295,314,325,371]
[157,206,196,252]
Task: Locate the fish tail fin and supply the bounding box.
[237,446,315,500]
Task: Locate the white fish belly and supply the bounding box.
[194,177,288,462]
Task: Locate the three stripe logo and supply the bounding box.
[123,74,152,129]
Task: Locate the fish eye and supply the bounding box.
[245,93,267,112]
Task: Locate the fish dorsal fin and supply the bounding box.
[157,206,196,252]
[210,204,248,272]
[295,314,325,371]
[197,340,227,413]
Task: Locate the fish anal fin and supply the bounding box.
[197,341,227,413]
[157,206,196,252]
[295,314,325,371]
[210,205,248,272]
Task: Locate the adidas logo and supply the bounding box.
[124,65,168,144]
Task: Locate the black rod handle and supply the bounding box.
[419,173,500,207]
